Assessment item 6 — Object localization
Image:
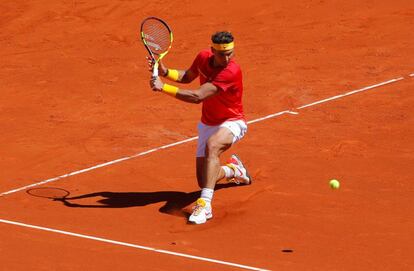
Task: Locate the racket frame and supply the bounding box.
[140,17,173,77]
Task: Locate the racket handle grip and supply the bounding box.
[152,62,159,77]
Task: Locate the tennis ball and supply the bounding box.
[329,179,340,189]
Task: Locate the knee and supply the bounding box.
[205,140,221,157]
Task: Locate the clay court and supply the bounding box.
[1,1,413,270]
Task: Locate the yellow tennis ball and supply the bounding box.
[329,179,340,189]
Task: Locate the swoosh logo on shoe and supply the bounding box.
[236,167,244,177]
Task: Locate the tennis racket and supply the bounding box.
[140,17,173,77]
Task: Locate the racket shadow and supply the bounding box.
[58,183,240,218]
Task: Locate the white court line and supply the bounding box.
[0,218,270,271]
[297,77,404,109]
[0,75,408,197]
[410,73,414,77]
[0,136,197,196]
[286,111,299,115]
[247,110,290,124]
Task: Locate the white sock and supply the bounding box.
[221,165,234,178]
[200,188,214,205]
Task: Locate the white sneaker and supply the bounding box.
[188,198,213,224]
[226,154,252,185]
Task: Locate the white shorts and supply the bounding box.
[196,119,247,157]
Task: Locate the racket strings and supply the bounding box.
[142,20,171,54]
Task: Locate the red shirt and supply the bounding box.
[189,49,245,126]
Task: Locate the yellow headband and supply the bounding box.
[212,42,234,51]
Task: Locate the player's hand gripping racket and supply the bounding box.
[140,17,173,77]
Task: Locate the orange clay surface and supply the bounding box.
[1,1,413,270]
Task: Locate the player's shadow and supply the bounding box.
[58,183,239,217]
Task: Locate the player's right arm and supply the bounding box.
[161,66,198,84]
[147,57,198,83]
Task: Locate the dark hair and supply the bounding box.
[211,31,234,44]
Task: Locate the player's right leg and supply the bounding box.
[196,157,205,189]
[190,124,231,224]
[190,121,251,224]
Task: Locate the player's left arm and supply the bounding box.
[150,76,218,104]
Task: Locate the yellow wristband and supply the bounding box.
[166,69,179,81]
[162,83,179,97]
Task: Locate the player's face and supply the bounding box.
[212,48,234,67]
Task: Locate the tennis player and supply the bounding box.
[149,31,251,224]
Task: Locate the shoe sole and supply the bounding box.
[232,154,252,185]
[188,214,213,225]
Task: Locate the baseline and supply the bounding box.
[0,218,270,271]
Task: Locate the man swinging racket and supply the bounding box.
[149,31,252,224]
